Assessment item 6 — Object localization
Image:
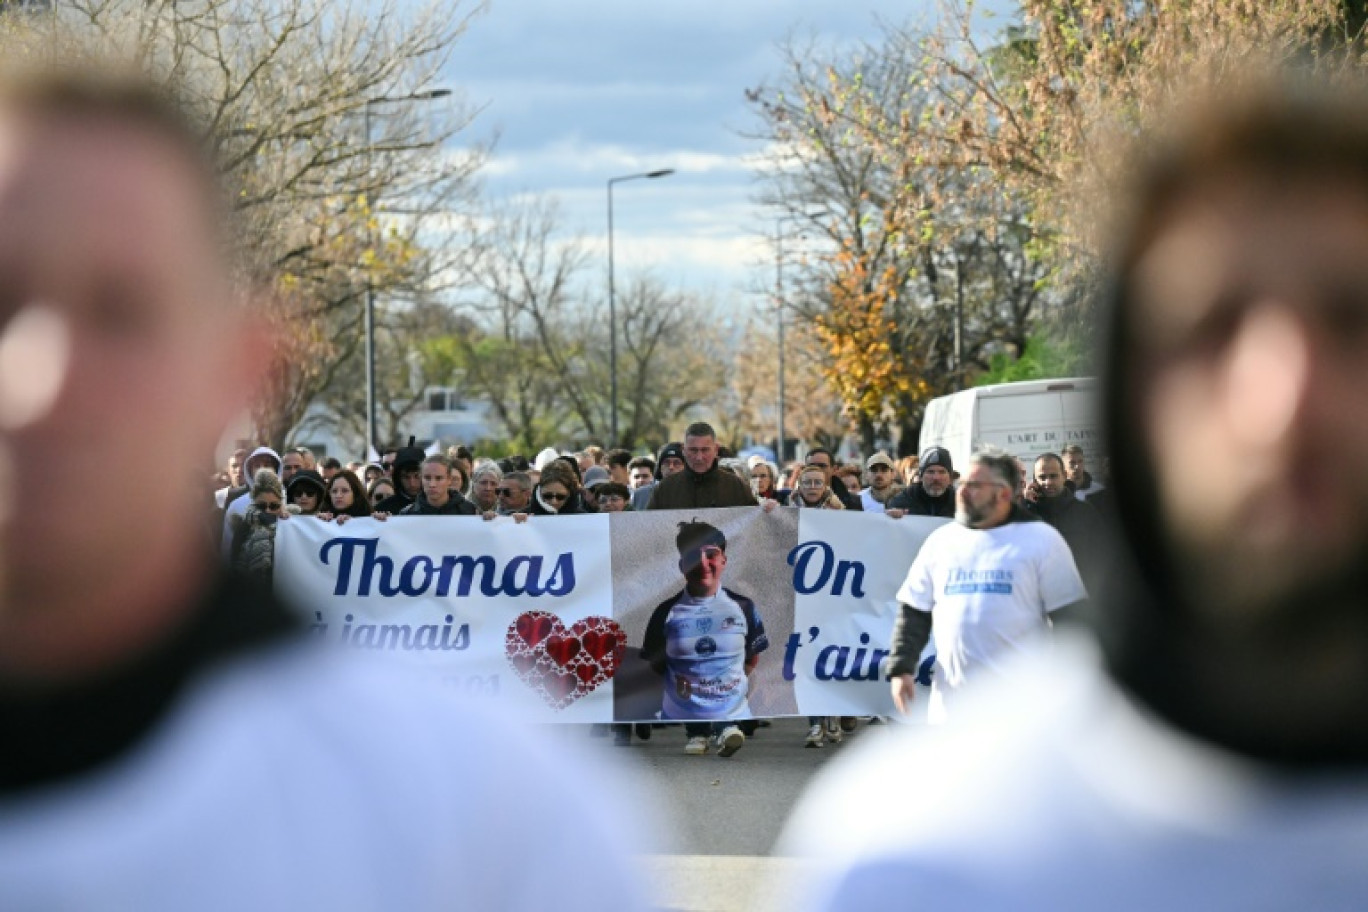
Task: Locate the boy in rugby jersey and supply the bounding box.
[640,520,768,756]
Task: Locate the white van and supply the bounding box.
[918,378,1101,471]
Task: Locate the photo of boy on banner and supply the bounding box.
[640,520,769,721]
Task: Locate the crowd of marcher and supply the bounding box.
[209,418,1110,755]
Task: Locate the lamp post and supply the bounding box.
[607,169,674,446]
[362,88,451,459]
[774,212,821,465]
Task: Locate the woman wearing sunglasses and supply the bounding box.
[528,461,586,516]
[228,468,297,580]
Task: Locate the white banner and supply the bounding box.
[274,508,945,722]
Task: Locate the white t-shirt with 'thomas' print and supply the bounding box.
[896,518,1085,722]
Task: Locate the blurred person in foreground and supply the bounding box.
[0,67,648,911]
[780,73,1368,909]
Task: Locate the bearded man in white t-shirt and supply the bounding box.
[885,446,1087,722]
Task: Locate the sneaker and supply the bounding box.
[684,735,709,755]
[716,725,745,758]
[825,718,843,744]
[633,723,653,741]
[839,716,858,733]
[805,724,824,748]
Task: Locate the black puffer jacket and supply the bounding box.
[887,483,956,518]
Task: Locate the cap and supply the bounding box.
[865,451,895,471]
[919,446,954,473]
[583,466,611,489]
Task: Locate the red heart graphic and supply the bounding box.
[516,614,553,648]
[506,611,624,711]
[545,634,581,667]
[581,630,616,661]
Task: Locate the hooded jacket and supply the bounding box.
[219,446,282,560]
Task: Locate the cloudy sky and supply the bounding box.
[438,1,965,306]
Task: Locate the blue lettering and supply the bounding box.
[782,632,802,681]
[398,556,435,596]
[788,541,869,597]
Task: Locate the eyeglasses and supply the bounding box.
[542,491,569,502]
[799,479,826,489]
[254,500,282,511]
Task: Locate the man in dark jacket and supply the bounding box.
[646,423,757,511]
[1022,452,1103,588]
[887,446,957,518]
[373,438,425,515]
[398,455,477,516]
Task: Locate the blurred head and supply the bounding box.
[286,470,326,515]
[1102,74,1368,761]
[1032,453,1068,499]
[629,458,655,489]
[606,448,632,484]
[328,470,368,516]
[367,477,395,507]
[537,462,578,512]
[250,470,284,515]
[804,447,834,483]
[796,465,828,505]
[1061,444,1088,485]
[420,455,453,506]
[471,465,501,512]
[955,449,1017,530]
[657,443,685,478]
[0,70,267,680]
[280,450,304,484]
[750,461,775,495]
[226,448,247,487]
[682,422,718,475]
[498,472,532,512]
[597,482,629,513]
[864,452,897,491]
[396,462,421,497]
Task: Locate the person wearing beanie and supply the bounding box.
[373,437,426,515]
[631,442,685,511]
[887,446,958,518]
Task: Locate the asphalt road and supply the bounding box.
[605,716,888,912]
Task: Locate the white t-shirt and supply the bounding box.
[661,591,752,720]
[895,517,1085,722]
[859,488,888,513]
[0,645,652,912]
[778,641,1368,911]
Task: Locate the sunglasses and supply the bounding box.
[497,487,522,497]
[542,492,569,502]
[254,501,282,511]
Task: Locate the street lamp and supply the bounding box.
[607,168,674,446]
[774,212,822,465]
[363,89,452,459]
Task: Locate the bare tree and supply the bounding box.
[1,0,489,445]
